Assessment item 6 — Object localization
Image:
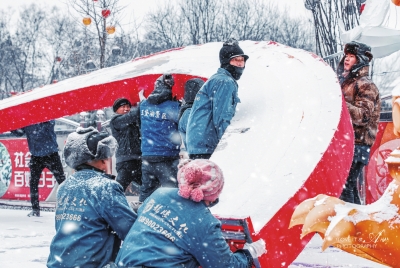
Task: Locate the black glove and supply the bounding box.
[163,73,175,88]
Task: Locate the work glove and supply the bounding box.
[138,89,146,101]
[163,73,175,88]
[243,239,267,258]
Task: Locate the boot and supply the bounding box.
[27,209,40,217]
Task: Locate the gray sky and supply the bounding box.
[2,0,311,37]
[2,0,310,22]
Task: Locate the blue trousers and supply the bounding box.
[139,158,179,202]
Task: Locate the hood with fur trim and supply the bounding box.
[64,127,118,169]
[337,41,373,78]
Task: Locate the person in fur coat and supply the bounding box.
[337,41,381,204]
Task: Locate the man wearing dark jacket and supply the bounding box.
[47,127,137,268]
[186,39,248,159]
[178,78,205,153]
[337,41,381,204]
[110,98,142,191]
[11,120,65,217]
[139,74,181,202]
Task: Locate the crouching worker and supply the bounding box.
[116,159,266,268]
[47,127,137,268]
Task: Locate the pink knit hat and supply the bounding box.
[177,159,224,202]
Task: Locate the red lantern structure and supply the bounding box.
[106,26,116,34]
[392,0,400,6]
[101,9,111,18]
[55,57,62,62]
[83,17,92,26]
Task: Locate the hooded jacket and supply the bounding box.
[337,54,381,146]
[110,106,141,164]
[186,68,240,155]
[115,187,253,268]
[140,75,181,158]
[178,78,205,149]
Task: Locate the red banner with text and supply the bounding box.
[0,139,58,201]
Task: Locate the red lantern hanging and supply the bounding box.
[106,26,116,34]
[55,56,62,62]
[83,17,92,26]
[392,0,400,6]
[101,9,111,18]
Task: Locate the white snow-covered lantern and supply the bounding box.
[0,41,353,267]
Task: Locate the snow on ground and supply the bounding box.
[0,208,387,268]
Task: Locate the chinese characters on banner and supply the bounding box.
[0,139,63,201]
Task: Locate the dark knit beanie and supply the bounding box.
[113,98,131,112]
[219,38,249,67]
[87,131,110,155]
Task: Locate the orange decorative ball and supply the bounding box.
[106,26,116,34]
[83,17,92,26]
[392,0,400,6]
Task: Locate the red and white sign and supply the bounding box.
[0,139,58,201]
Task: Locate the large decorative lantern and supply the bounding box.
[83,17,92,26]
[106,26,116,34]
[392,0,400,6]
[101,9,111,18]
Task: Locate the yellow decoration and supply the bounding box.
[106,26,116,34]
[83,17,92,26]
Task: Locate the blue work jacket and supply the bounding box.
[116,188,252,268]
[186,68,240,155]
[47,167,137,268]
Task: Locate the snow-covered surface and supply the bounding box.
[0,208,386,267]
